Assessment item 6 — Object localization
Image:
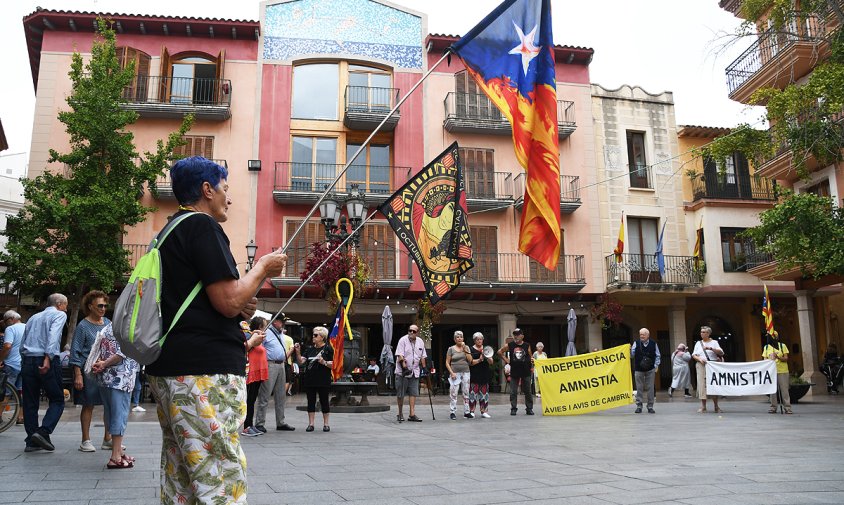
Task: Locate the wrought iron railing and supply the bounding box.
[282,244,409,282]
[691,172,776,201]
[742,250,775,270]
[344,85,400,113]
[465,171,514,200]
[121,75,233,107]
[725,16,827,95]
[605,253,701,287]
[464,253,585,284]
[558,100,576,126]
[123,243,148,270]
[444,93,577,129]
[513,173,581,203]
[156,159,229,187]
[273,162,411,196]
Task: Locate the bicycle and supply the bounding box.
[0,379,21,433]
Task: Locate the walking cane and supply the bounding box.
[424,373,435,420]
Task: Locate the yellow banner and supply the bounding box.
[535,345,634,416]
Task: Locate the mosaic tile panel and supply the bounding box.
[263,0,422,69]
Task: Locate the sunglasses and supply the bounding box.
[408,329,418,333]
[96,304,108,309]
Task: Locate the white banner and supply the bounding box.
[705,360,778,396]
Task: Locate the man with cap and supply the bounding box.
[255,317,295,432]
[498,328,534,415]
[763,330,792,414]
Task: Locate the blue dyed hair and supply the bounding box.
[170,156,229,205]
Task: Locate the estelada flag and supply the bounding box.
[762,284,774,335]
[450,0,560,270]
[328,302,347,381]
[378,142,473,304]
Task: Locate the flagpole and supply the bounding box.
[267,208,381,326]
[280,49,453,256]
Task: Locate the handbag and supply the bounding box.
[83,329,105,375]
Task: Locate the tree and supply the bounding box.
[0,19,193,338]
[700,0,844,280]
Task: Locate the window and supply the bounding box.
[284,221,322,278]
[160,50,225,105]
[626,131,650,188]
[116,47,150,102]
[346,143,390,195]
[472,226,499,281]
[720,227,752,272]
[361,224,397,280]
[292,63,339,120]
[455,70,502,120]
[348,65,392,111]
[459,147,495,199]
[628,217,659,280]
[174,136,214,159]
[805,179,831,198]
[291,137,338,191]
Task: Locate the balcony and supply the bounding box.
[119,75,232,120]
[725,16,828,103]
[605,253,701,289]
[691,173,776,202]
[443,93,577,139]
[462,252,586,291]
[514,174,581,213]
[465,171,516,210]
[629,163,653,189]
[123,243,147,271]
[343,86,400,131]
[273,162,411,207]
[271,244,413,289]
[154,160,228,199]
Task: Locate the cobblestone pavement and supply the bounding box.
[1,391,843,504]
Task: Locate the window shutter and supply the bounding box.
[472,226,498,281]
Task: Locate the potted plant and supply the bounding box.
[589,295,624,330]
[301,238,371,312]
[789,373,813,404]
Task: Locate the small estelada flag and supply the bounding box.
[378,142,473,304]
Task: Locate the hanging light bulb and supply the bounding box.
[386,295,390,300]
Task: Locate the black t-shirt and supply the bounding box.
[146,211,246,377]
[469,347,491,385]
[509,340,531,378]
[301,345,335,388]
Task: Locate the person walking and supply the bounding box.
[468,332,492,418]
[145,157,287,504]
[631,328,660,414]
[445,330,471,420]
[692,326,724,413]
[763,331,792,414]
[0,310,26,425]
[20,293,68,453]
[294,326,334,432]
[498,328,534,416]
[669,344,692,398]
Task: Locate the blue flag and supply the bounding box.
[656,221,667,278]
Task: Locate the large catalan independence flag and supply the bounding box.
[451,0,560,269]
[379,142,473,304]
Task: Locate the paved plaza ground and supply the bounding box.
[1,390,843,504]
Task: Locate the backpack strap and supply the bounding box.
[160,281,202,344]
[149,212,201,251]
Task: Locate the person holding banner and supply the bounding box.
[763,331,792,414]
[630,328,660,414]
[468,332,492,418]
[692,326,724,413]
[445,331,472,420]
[498,328,534,416]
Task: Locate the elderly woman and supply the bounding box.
[293,326,334,432]
[242,317,268,437]
[532,342,548,398]
[445,330,472,420]
[692,326,724,413]
[91,323,138,469]
[145,157,287,504]
[668,344,692,398]
[69,290,112,452]
[467,332,492,418]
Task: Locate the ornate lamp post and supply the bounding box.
[318,184,367,247]
[245,239,258,271]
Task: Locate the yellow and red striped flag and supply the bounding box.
[692,219,703,268]
[613,212,625,263]
[762,284,774,335]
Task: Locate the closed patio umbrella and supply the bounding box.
[380,305,395,387]
[565,308,578,356]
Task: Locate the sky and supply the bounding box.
[0,0,765,166]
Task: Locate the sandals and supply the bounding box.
[122,454,136,464]
[107,457,133,469]
[406,415,422,422]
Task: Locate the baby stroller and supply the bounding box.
[820,357,844,394]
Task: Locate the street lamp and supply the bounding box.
[318,184,367,247]
[245,239,258,271]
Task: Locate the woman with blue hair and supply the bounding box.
[146,156,288,504]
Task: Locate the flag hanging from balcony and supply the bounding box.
[762,284,775,336]
[613,212,625,263]
[450,0,561,270]
[655,220,667,278]
[692,219,703,269]
[378,142,474,304]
